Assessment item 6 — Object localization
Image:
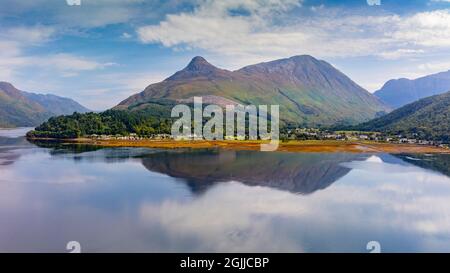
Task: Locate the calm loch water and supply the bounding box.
[1,128,450,252]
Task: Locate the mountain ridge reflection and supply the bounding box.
[395,154,450,176]
[24,141,450,194]
[140,149,369,194]
[2,130,450,252]
[29,140,370,194]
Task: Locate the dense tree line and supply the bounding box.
[346,92,450,143]
[27,109,172,139]
[350,91,450,142]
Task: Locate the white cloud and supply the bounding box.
[75,71,168,109]
[0,50,115,81]
[137,0,306,64]
[39,53,117,72]
[121,32,133,39]
[0,41,23,79]
[1,25,55,44]
[136,156,450,252]
[55,0,142,28]
[0,0,148,28]
[0,26,57,80]
[393,9,450,47]
[0,24,116,83]
[0,0,199,29]
[378,49,425,60]
[137,3,450,64]
[418,61,450,72]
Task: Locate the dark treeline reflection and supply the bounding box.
[0,136,30,147]
[28,139,103,154]
[29,140,370,194]
[26,140,450,194]
[0,136,33,166]
[28,139,157,164]
[395,153,450,177]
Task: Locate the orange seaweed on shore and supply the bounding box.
[32,138,450,154]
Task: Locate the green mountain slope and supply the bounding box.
[0,82,90,127]
[356,91,450,141]
[115,56,390,127]
[0,82,51,127]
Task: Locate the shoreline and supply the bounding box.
[0,127,35,131]
[26,137,450,154]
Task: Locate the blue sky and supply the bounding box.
[1,0,450,110]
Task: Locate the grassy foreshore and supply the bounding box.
[27,137,450,154]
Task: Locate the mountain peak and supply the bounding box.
[185,56,216,72]
[237,55,338,84]
[289,55,317,62]
[0,81,22,98]
[0,81,90,127]
[166,56,227,81]
[0,81,16,91]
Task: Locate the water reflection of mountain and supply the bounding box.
[24,140,374,194]
[0,136,33,166]
[141,150,369,194]
[395,154,450,177]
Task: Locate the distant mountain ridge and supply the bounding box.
[0,82,90,127]
[116,55,390,127]
[22,92,90,116]
[374,70,450,108]
[356,91,450,141]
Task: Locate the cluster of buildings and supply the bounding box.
[88,133,172,141]
[87,129,449,149]
[89,133,252,141]
[282,128,449,148]
[282,128,374,141]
